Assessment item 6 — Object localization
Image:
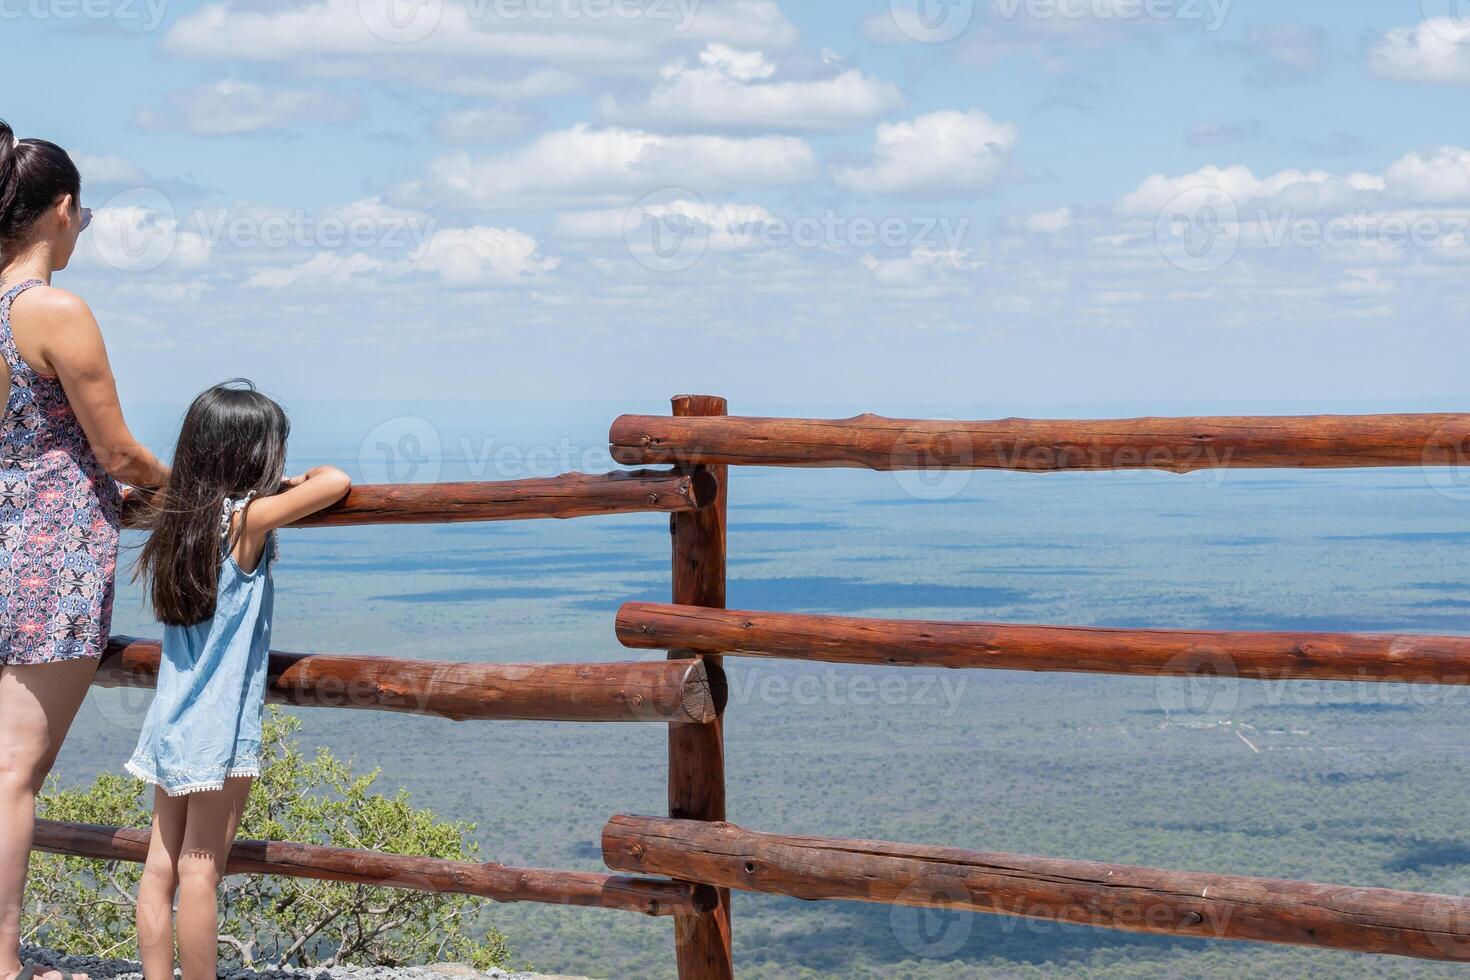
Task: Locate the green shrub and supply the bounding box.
[27,708,509,971]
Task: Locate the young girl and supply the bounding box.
[125,380,350,980]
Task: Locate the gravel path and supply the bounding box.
[18,947,594,980]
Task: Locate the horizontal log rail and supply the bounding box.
[603,814,1470,960]
[617,603,1470,685]
[35,819,712,917]
[121,469,717,529]
[100,636,726,724]
[609,412,1470,472]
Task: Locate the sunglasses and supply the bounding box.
[79,207,93,233]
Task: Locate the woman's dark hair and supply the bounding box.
[0,119,82,255]
[136,380,290,626]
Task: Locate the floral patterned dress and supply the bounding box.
[0,279,121,665]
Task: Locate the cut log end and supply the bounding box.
[675,657,727,725]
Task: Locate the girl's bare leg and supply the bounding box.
[0,659,98,980]
[136,787,187,980]
[175,777,250,980]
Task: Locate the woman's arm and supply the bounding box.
[22,288,170,489]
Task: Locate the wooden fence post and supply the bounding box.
[667,394,734,980]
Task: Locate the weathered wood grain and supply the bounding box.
[121,469,717,528]
[609,412,1470,472]
[666,395,735,980]
[603,815,1470,959]
[616,603,1470,685]
[34,819,714,917]
[99,636,724,724]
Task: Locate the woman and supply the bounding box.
[0,121,169,980]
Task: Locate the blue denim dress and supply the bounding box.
[126,493,277,796]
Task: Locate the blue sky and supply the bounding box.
[4,0,1468,413]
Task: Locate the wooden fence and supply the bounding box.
[37,399,1470,977]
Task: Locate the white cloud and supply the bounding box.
[835,110,1018,196]
[408,227,560,284]
[432,105,537,143]
[1384,147,1470,203]
[162,0,798,90]
[74,154,148,185]
[1118,147,1470,217]
[317,196,435,228]
[1117,164,1383,216]
[861,247,979,291]
[419,69,585,101]
[247,251,383,290]
[699,43,775,81]
[1026,206,1073,233]
[556,198,774,252]
[1369,18,1470,85]
[81,205,212,274]
[411,124,815,208]
[602,43,902,131]
[247,226,557,289]
[1334,268,1395,295]
[134,80,360,135]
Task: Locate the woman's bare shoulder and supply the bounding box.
[10,283,93,321]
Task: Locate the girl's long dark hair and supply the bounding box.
[0,119,81,256]
[137,380,290,626]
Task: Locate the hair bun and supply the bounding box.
[0,119,80,249]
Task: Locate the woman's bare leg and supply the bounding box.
[175,777,250,980]
[136,787,186,980]
[0,658,98,980]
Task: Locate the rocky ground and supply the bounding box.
[18,947,594,980]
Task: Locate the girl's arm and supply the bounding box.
[242,465,352,532]
[232,466,351,569]
[23,287,170,489]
